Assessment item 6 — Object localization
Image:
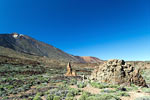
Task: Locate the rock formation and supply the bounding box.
[90,59,147,87]
[64,62,77,76]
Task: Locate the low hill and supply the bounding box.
[75,56,102,63]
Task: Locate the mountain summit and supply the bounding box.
[0,33,102,63]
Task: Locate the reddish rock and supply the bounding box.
[64,62,77,76]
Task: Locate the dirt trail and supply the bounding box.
[70,84,102,100]
[121,91,150,100]
[70,85,150,100]
[70,84,101,94]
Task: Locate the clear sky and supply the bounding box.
[0,0,150,61]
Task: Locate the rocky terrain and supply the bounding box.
[0,57,150,100]
[90,59,147,87]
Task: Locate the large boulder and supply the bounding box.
[90,59,147,87]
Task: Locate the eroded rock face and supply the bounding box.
[90,59,147,87]
[64,62,76,76]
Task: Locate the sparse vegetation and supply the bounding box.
[90,81,120,89]
[33,93,42,100]
[135,96,150,100]
[0,54,150,100]
[141,69,150,83]
[79,92,91,100]
[142,88,150,93]
[79,92,120,100]
[77,82,87,88]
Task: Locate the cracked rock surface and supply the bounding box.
[90,59,147,87]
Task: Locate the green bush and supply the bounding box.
[142,88,150,93]
[90,82,119,89]
[101,88,129,97]
[53,96,61,100]
[46,94,54,100]
[33,93,42,100]
[70,79,77,85]
[101,89,116,93]
[68,88,80,96]
[63,81,67,84]
[141,69,150,83]
[86,96,101,100]
[77,82,87,88]
[66,92,74,97]
[97,94,120,100]
[116,91,130,97]
[2,97,9,100]
[108,84,120,88]
[130,84,139,90]
[85,94,120,100]
[135,96,150,100]
[79,92,90,100]
[65,97,75,100]
[58,84,68,90]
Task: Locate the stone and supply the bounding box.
[118,87,127,91]
[90,59,148,87]
[64,62,77,76]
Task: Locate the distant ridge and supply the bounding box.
[0,33,102,63]
[75,56,102,63]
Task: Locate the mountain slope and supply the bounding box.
[0,33,79,62]
[0,33,102,63]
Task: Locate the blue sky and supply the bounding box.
[0,0,150,61]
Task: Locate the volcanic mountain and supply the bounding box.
[0,33,102,63]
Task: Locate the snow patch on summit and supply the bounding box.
[12,33,24,38]
[12,33,19,38]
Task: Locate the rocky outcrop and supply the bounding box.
[90,59,147,87]
[64,62,76,76]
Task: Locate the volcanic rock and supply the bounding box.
[64,62,76,76]
[90,59,147,87]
